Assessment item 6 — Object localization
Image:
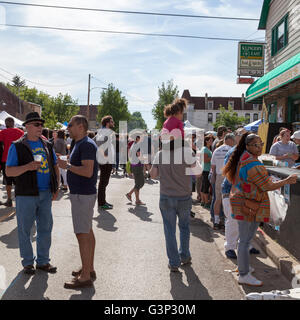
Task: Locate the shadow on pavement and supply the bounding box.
[170,265,212,300]
[128,206,153,222]
[0,223,37,249]
[93,209,118,232]
[69,286,96,300]
[1,271,49,300]
[190,218,214,243]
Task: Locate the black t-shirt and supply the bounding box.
[67,136,98,195]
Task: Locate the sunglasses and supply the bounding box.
[67,123,73,128]
[31,123,44,128]
[248,142,264,148]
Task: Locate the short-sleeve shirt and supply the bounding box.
[0,128,24,162]
[200,146,212,172]
[163,117,184,138]
[6,139,57,191]
[269,141,299,167]
[67,136,98,195]
[211,144,232,175]
[152,147,195,197]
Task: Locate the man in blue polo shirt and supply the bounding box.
[58,115,98,289]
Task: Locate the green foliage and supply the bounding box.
[128,111,148,132]
[5,76,79,128]
[97,83,131,132]
[152,80,179,130]
[213,106,246,131]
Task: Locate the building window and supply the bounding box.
[216,113,220,120]
[245,113,251,124]
[253,113,259,121]
[208,101,214,110]
[228,101,234,109]
[253,104,259,111]
[208,113,213,123]
[272,14,289,56]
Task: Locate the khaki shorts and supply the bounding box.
[215,174,224,203]
[70,194,97,234]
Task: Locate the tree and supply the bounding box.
[152,80,179,130]
[12,75,26,88]
[213,106,246,131]
[128,111,148,132]
[5,78,79,127]
[97,83,131,132]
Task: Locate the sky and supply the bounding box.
[0,0,266,130]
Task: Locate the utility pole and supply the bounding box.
[87,73,91,129]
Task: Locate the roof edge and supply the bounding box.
[258,0,271,30]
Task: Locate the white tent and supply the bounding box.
[184,120,204,134]
[57,122,67,130]
[0,111,24,128]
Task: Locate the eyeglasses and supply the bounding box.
[31,123,44,128]
[248,142,264,148]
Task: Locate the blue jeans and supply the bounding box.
[16,190,53,267]
[159,194,192,267]
[237,220,260,276]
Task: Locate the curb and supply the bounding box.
[192,201,300,284]
[253,227,300,282]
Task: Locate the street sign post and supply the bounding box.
[238,42,265,77]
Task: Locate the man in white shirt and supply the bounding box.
[211,133,235,229]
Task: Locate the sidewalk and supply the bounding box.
[192,198,298,294]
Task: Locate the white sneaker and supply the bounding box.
[238,273,263,287]
[236,266,255,274]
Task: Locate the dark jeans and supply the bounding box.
[98,164,112,206]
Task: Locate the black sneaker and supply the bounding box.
[249,247,260,255]
[225,250,237,259]
[213,223,221,230]
[23,265,35,275]
[190,211,195,218]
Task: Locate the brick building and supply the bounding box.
[182,90,262,131]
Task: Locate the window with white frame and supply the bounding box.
[208,101,214,110]
[228,101,234,109]
[253,104,259,111]
[208,113,213,123]
[253,113,259,121]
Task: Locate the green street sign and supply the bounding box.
[238,42,265,77]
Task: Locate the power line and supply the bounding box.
[0,23,264,42]
[0,66,83,87]
[0,1,260,21]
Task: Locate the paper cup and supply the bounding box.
[34,155,42,162]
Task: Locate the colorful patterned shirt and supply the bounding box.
[230,151,271,223]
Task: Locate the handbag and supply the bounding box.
[241,199,260,217]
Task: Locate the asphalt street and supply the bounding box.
[0,172,291,300]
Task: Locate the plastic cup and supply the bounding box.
[34,155,42,162]
[60,156,68,161]
[67,144,71,150]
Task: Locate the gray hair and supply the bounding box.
[224,133,235,142]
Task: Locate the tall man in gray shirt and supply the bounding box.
[150,141,201,272]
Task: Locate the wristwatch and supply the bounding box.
[66,163,72,170]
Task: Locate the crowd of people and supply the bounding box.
[0,101,300,290]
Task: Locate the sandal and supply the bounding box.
[72,269,97,281]
[125,193,132,202]
[36,263,57,274]
[64,278,93,289]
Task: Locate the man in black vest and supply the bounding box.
[6,112,60,275]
